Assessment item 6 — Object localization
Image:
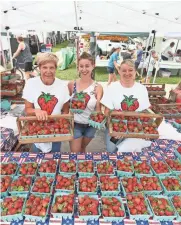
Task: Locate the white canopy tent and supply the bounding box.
[1,1,181,33]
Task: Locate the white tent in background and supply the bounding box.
[1,1,181,33]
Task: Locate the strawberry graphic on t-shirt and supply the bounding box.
[38,92,58,115]
[121,95,139,111]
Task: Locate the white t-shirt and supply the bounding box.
[162,46,174,59]
[22,77,70,153]
[101,82,150,112]
[23,77,70,115]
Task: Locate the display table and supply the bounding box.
[1,139,181,225]
[159,60,181,69]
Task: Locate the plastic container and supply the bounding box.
[116,160,134,177]
[55,174,76,193]
[100,176,120,196]
[120,177,143,197]
[1,175,13,198]
[70,98,85,114]
[0,194,27,222]
[8,175,33,195]
[175,149,181,160]
[150,163,172,178]
[31,174,54,195]
[111,119,128,134]
[51,192,74,219]
[77,160,95,177]
[159,176,181,196]
[96,161,115,177]
[134,162,153,178]
[88,112,107,130]
[24,194,51,222]
[147,195,177,221]
[17,162,38,176]
[139,175,163,195]
[59,160,77,175]
[170,196,181,222]
[78,195,100,221]
[1,162,18,176]
[165,159,181,176]
[101,196,125,222]
[126,193,153,221]
[38,160,58,176]
[78,175,98,195]
[1,99,11,111]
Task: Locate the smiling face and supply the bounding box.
[78,59,94,78]
[119,62,136,85]
[40,62,56,85]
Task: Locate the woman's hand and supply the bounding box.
[34,109,48,121]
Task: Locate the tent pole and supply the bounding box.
[7,30,13,70]
[175,39,179,54]
[74,1,79,76]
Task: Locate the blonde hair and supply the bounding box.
[37,52,59,68]
[17,36,24,42]
[120,59,136,70]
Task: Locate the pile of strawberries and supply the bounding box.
[139,117,152,122]
[78,161,94,173]
[172,196,181,216]
[140,176,162,191]
[127,121,143,133]
[97,161,114,174]
[1,196,25,216]
[112,121,127,133]
[1,176,12,192]
[151,161,170,174]
[60,160,76,173]
[78,195,99,216]
[32,176,54,193]
[146,86,164,91]
[100,175,119,191]
[165,159,181,171]
[133,161,152,175]
[161,177,181,191]
[21,118,70,136]
[127,193,149,215]
[89,112,105,123]
[142,122,158,135]
[39,160,57,173]
[117,160,133,173]
[51,193,74,214]
[177,146,181,154]
[25,195,50,217]
[56,175,75,191]
[125,116,139,121]
[1,163,17,175]
[10,176,32,192]
[19,162,37,175]
[79,175,97,192]
[148,196,175,216]
[102,197,124,217]
[121,177,144,194]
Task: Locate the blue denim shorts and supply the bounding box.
[32,142,61,153]
[74,122,97,139]
[107,67,115,74]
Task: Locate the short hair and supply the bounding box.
[120,59,136,70]
[79,52,94,65]
[170,42,175,46]
[37,52,59,68]
[176,49,181,54]
[17,36,24,42]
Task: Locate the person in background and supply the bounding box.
[161,42,175,61]
[121,46,134,60]
[135,42,143,70]
[101,59,150,152]
[170,81,181,103]
[145,50,159,83]
[23,52,70,153]
[12,36,33,80]
[68,52,103,153]
[107,44,121,85]
[175,49,181,62]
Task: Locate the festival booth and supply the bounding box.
[1,2,181,225]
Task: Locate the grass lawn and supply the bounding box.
[53,42,180,84]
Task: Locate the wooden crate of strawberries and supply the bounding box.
[108,111,163,139]
[143,83,166,97]
[1,80,25,96]
[17,114,74,144]
[152,103,181,118]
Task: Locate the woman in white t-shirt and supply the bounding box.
[68,52,103,153]
[23,53,70,153]
[101,59,150,152]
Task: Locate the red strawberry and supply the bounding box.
[38,92,58,115]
